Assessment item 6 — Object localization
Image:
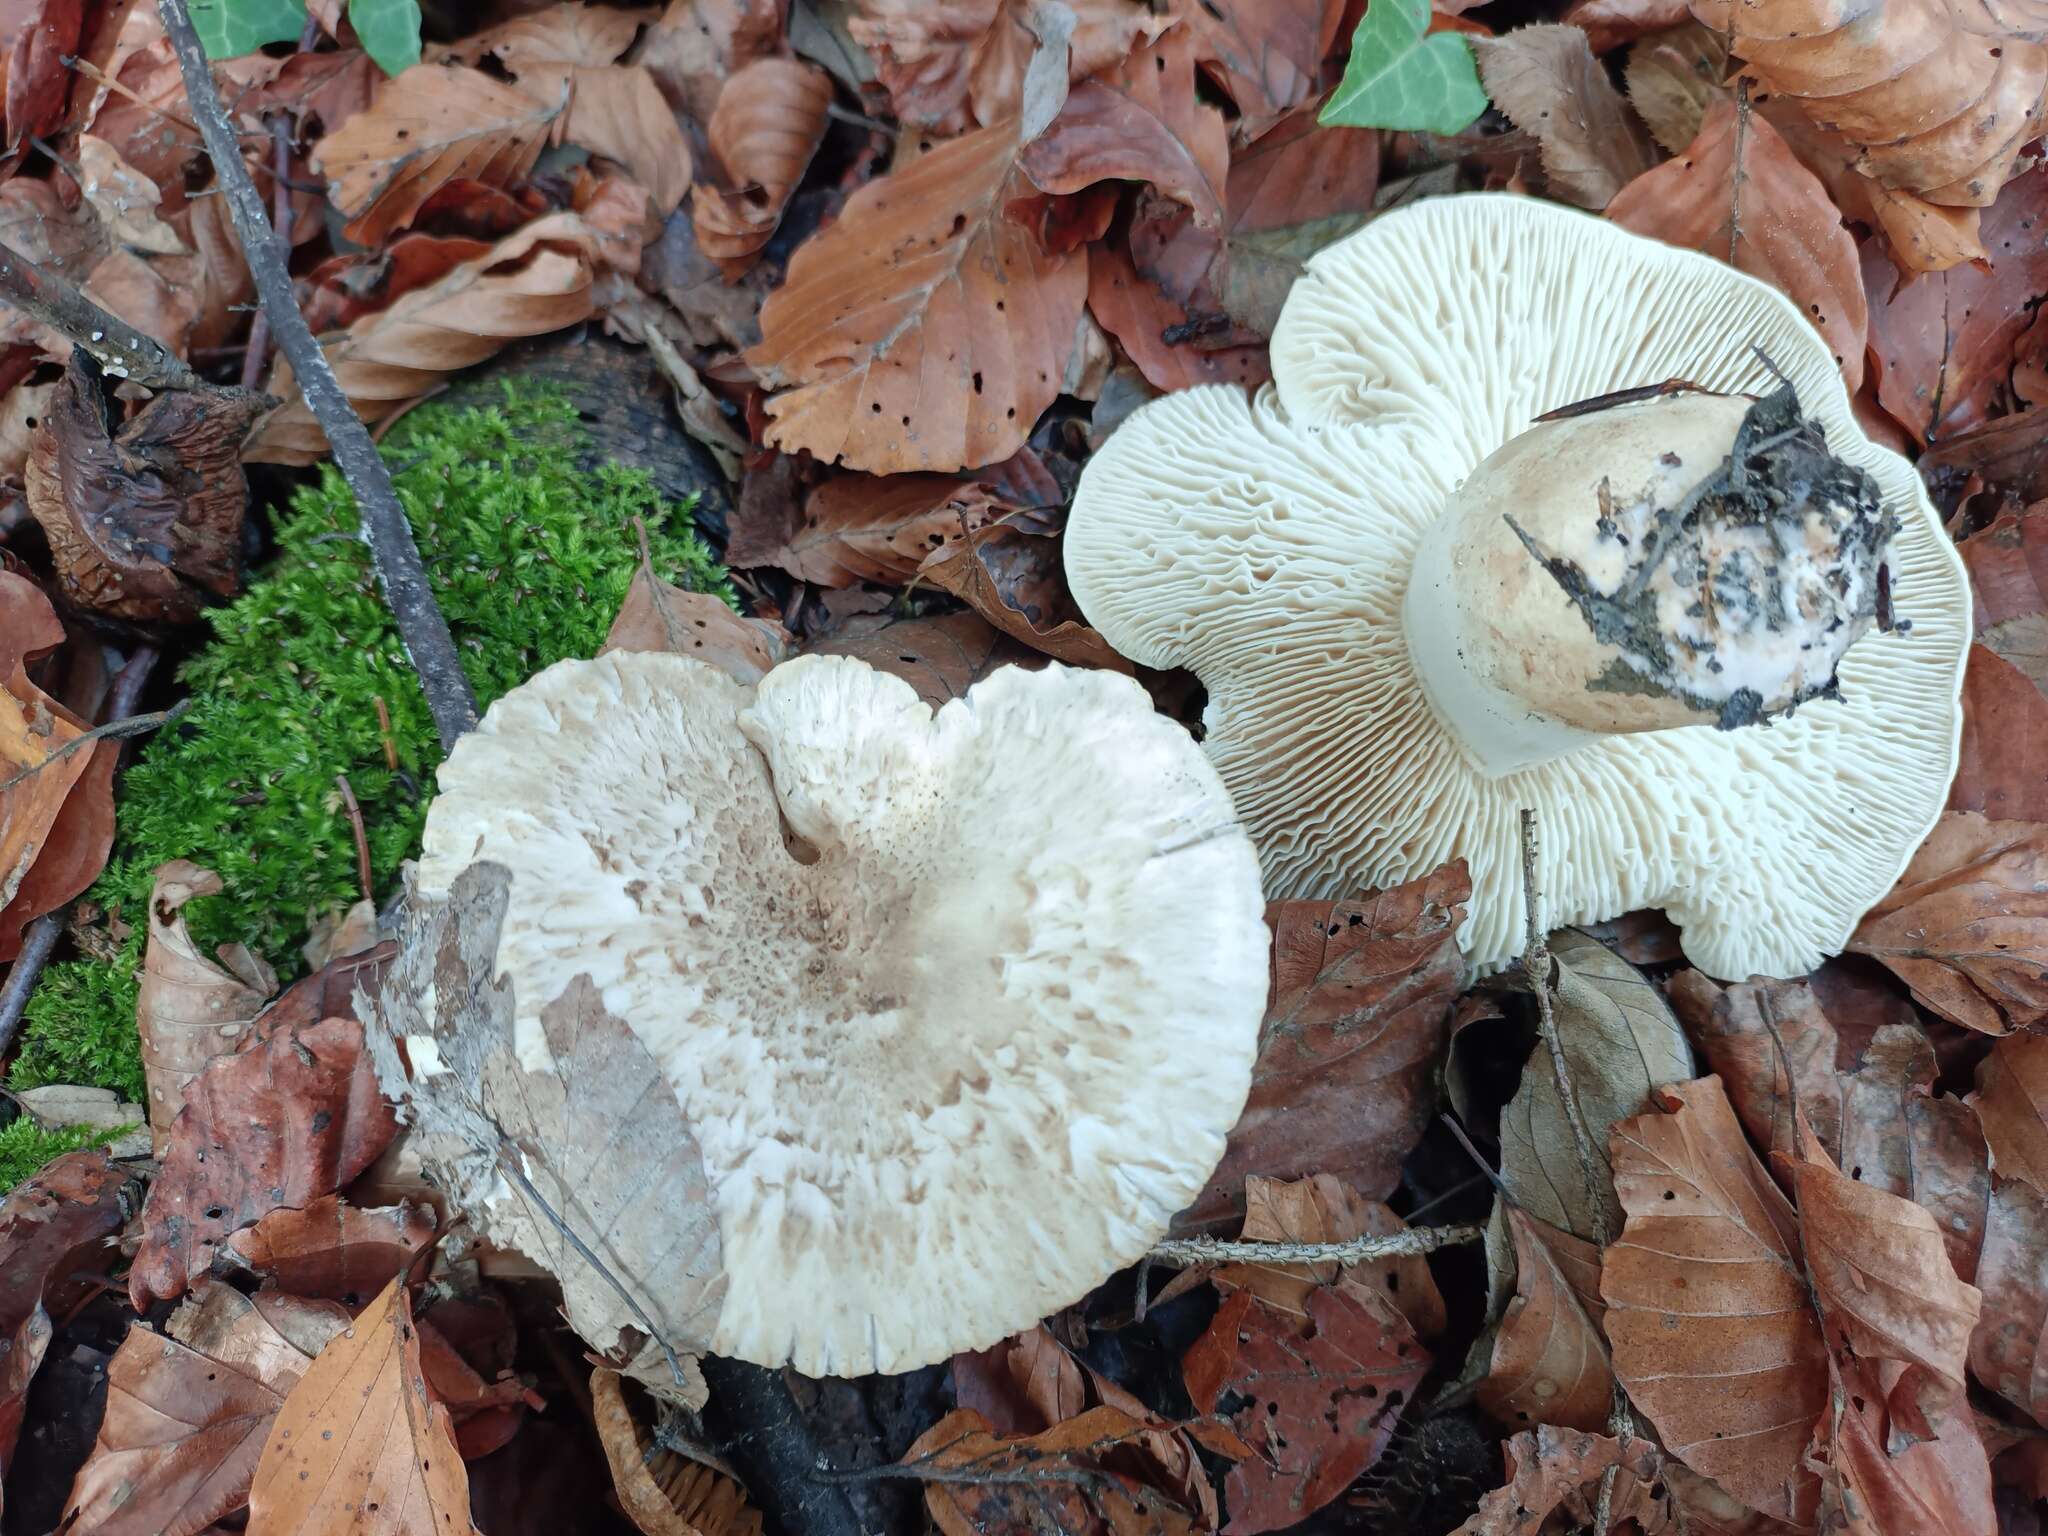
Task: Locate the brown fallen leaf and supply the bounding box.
[1603,1077,1825,1525]
[1178,863,1469,1231]
[804,610,1045,707]
[1811,1349,1996,1536]
[562,64,694,217]
[852,0,1167,130]
[1972,1032,2048,1193]
[1964,509,2048,693]
[246,1276,471,1536]
[130,1010,399,1309]
[74,132,185,255]
[1692,0,2047,206]
[56,1286,343,1536]
[590,1367,761,1536]
[314,61,563,247]
[445,3,651,72]
[222,1195,437,1306]
[1086,241,1270,393]
[749,473,1008,587]
[1451,1425,1669,1535]
[747,118,1087,472]
[1184,1285,1427,1534]
[1970,1178,2048,1426]
[1624,20,1726,153]
[1564,0,1691,52]
[1608,99,1866,389]
[634,0,785,123]
[135,861,279,1157]
[246,211,623,464]
[1171,0,1342,128]
[1218,1173,1448,1341]
[917,521,1136,671]
[1479,1206,1615,1434]
[1473,25,1656,209]
[602,568,792,683]
[1849,812,2048,1035]
[693,57,832,274]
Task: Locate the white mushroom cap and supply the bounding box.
[1064,195,1969,979]
[415,650,1267,1376]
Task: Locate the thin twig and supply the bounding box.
[0,239,204,390]
[0,911,65,1059]
[372,696,399,772]
[156,0,479,751]
[240,113,294,392]
[0,700,189,793]
[1728,77,1752,266]
[335,774,372,903]
[1147,1223,1481,1268]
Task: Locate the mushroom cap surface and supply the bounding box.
[1063,194,1969,978]
[416,650,1267,1375]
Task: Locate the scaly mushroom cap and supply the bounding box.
[1064,195,1969,979]
[416,651,1267,1375]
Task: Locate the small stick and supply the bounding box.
[0,239,203,391]
[156,0,479,752]
[240,114,294,392]
[0,700,190,793]
[0,911,65,1059]
[372,696,399,772]
[1148,1223,1481,1267]
[334,773,372,902]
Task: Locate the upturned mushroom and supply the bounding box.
[1064,195,1970,979]
[402,649,1268,1376]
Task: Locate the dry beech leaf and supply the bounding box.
[1963,508,2048,695]
[693,57,832,273]
[916,522,1135,671]
[444,3,651,71]
[1500,929,1691,1244]
[590,1367,761,1536]
[1812,1350,1996,1536]
[803,610,1043,708]
[1565,0,1691,52]
[602,569,792,684]
[1479,1206,1614,1434]
[1609,99,1866,389]
[246,1277,471,1536]
[1451,1426,1669,1535]
[56,1287,342,1536]
[26,361,268,625]
[1170,0,1343,127]
[1972,1032,2048,1192]
[1183,1286,1426,1535]
[365,863,720,1404]
[1624,20,1725,153]
[1086,241,1270,393]
[246,212,618,464]
[752,473,1007,587]
[1602,1077,1825,1525]
[136,860,278,1158]
[748,118,1086,472]
[906,1405,1203,1535]
[564,64,694,216]
[1970,1177,2048,1425]
[1218,1173,1448,1341]
[314,62,563,247]
[222,1195,438,1306]
[634,0,785,123]
[1472,25,1656,209]
[1850,812,2048,1035]
[1177,863,1469,1231]
[851,0,1167,130]
[74,132,184,254]
[1691,0,2048,206]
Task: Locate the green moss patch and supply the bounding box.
[0,1118,126,1193]
[12,384,728,1103]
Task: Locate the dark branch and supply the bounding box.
[0,241,204,392]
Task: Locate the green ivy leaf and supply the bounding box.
[1320,0,1489,135]
[349,0,423,74]
[188,0,307,59]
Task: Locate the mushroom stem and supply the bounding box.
[1403,386,1895,777]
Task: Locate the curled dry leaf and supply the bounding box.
[693,58,832,273]
[130,1011,399,1309]
[136,861,278,1158]
[747,118,1086,473]
[246,212,617,464]
[246,1277,471,1536]
[803,610,1044,707]
[1972,1032,2048,1192]
[1183,1286,1428,1535]
[917,522,1135,671]
[1812,1349,1996,1536]
[1602,1077,1825,1525]
[1479,1206,1614,1435]
[634,0,784,122]
[26,361,268,626]
[74,133,185,255]
[1969,1178,2048,1425]
[564,64,694,217]
[1452,1425,1669,1535]
[222,1195,437,1306]
[314,62,563,247]
[1472,24,1656,209]
[1219,1173,1448,1340]
[1177,863,1469,1231]
[1173,0,1343,126]
[590,1367,762,1536]
[747,473,1007,588]
[1849,812,2048,1035]
[1608,99,1866,389]
[602,568,792,684]
[1692,0,2048,205]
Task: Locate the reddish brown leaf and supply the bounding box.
[1964,509,2048,689]
[1184,1286,1427,1534]
[1953,508,2048,820]
[749,474,1007,587]
[561,64,693,216]
[1472,25,1656,209]
[633,0,782,123]
[1865,167,2048,445]
[1177,863,1468,1231]
[1563,0,1690,53]
[1451,1426,1669,1535]
[446,3,648,71]
[1480,1206,1615,1434]
[916,522,1136,671]
[1602,1077,1825,1525]
[1973,1033,2048,1193]
[1970,1178,2048,1426]
[299,233,497,334]
[1811,1352,1996,1536]
[222,1195,436,1306]
[1172,0,1343,125]
[1086,242,1270,393]
[1,0,85,160]
[693,58,832,274]
[601,568,791,683]
[590,1366,761,1536]
[1849,812,2048,1035]
[130,1014,399,1309]
[1608,99,1867,389]
[748,119,1086,472]
[804,611,1044,708]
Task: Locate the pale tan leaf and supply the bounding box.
[693,58,833,271]
[634,0,784,122]
[602,569,793,684]
[1479,1206,1614,1434]
[565,64,694,216]
[1971,1032,2048,1192]
[1473,25,1656,208]
[1624,21,1726,155]
[444,3,653,70]
[1218,1173,1448,1340]
[75,133,186,254]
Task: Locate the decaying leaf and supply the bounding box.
[1850,812,2048,1035]
[1963,509,2048,697]
[1184,1286,1427,1534]
[1086,241,1270,392]
[558,64,695,216]
[633,0,784,122]
[1972,1032,2048,1193]
[222,1195,437,1306]
[1500,929,1692,1244]
[602,568,792,683]
[1608,100,1867,390]
[446,3,651,73]
[748,473,1008,587]
[590,1367,762,1536]
[917,522,1135,671]
[1811,1348,1996,1536]
[246,1277,472,1536]
[1565,0,1692,52]
[1479,1205,1614,1434]
[1178,863,1469,1230]
[693,57,832,272]
[747,118,1087,472]
[1184,0,1347,125]
[1472,25,1656,209]
[1625,21,1726,155]
[314,61,564,246]
[1218,1173,1448,1341]
[1452,1425,1668,1535]
[74,133,185,255]
[1603,1077,1825,1525]
[365,862,721,1404]
[136,861,279,1158]
[1971,1177,2048,1426]
[804,610,1044,707]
